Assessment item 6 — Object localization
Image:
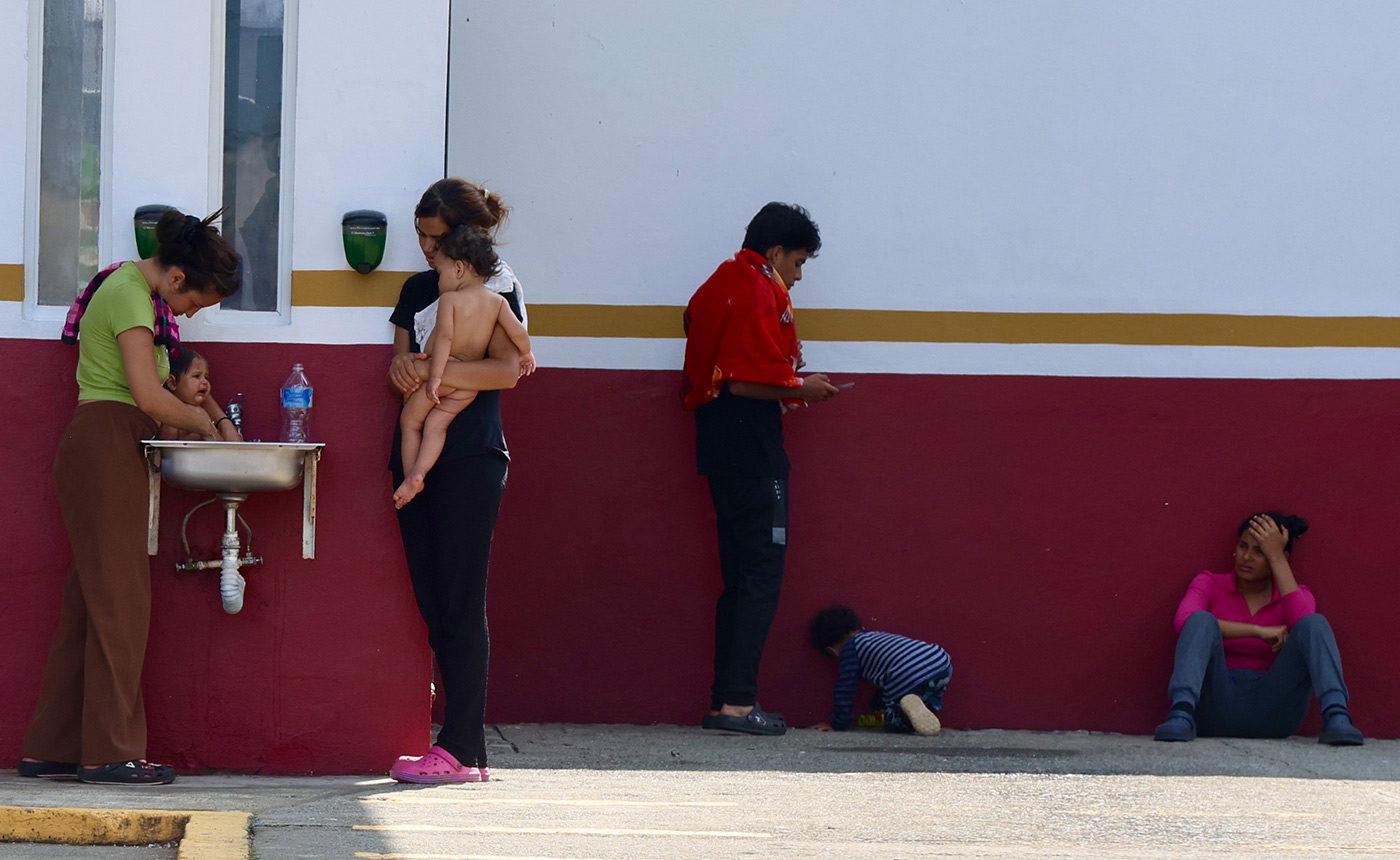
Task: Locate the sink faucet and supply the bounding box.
[227,393,244,437]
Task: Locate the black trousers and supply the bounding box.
[393,453,508,767]
[707,475,788,710]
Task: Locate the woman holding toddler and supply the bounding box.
[386,178,528,783]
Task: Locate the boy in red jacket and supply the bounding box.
[683,202,841,735]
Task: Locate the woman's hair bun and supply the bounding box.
[1278,514,1309,539]
[153,207,242,298]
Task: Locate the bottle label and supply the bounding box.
[281,388,313,409]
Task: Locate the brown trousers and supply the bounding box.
[24,401,158,765]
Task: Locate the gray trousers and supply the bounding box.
[1167,610,1349,738]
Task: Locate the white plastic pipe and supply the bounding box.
[220,502,246,614]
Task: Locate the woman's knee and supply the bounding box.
[1291,613,1333,639]
[1181,610,1219,636]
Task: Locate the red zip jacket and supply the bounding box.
[681,249,801,411]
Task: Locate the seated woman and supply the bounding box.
[1155,512,1363,745]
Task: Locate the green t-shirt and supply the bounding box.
[75,262,170,405]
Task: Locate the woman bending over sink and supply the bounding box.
[18,209,241,785]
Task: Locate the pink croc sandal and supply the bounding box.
[389,745,482,784]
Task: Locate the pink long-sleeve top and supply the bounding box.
[1173,571,1317,672]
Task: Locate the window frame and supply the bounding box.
[23,0,116,321]
[201,0,298,327]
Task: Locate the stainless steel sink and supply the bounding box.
[143,440,327,614]
[145,440,324,493]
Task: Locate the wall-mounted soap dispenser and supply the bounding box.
[342,210,388,274]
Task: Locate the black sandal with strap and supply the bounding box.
[78,760,176,785]
[701,703,788,736]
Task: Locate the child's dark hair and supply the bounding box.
[437,225,501,279]
[1238,511,1309,554]
[741,202,821,256]
[416,178,509,232]
[154,208,241,298]
[168,347,205,380]
[810,605,863,651]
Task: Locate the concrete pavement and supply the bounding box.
[3,724,1399,859]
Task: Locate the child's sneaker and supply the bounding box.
[898,694,941,736]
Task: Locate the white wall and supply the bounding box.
[3,0,449,344]
[290,0,449,273]
[0,2,32,264]
[450,1,1400,317]
[108,1,217,262]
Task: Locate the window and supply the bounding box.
[219,0,289,314]
[33,0,106,307]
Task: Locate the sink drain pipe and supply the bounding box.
[175,494,263,614]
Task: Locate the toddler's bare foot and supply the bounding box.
[393,474,425,509]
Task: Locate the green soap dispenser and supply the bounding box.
[342,210,387,274]
[134,205,174,259]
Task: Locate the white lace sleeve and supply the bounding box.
[485,260,527,328]
[412,299,439,352]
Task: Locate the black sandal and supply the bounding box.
[702,703,787,736]
[17,760,78,779]
[78,760,176,785]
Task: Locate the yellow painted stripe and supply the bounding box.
[529,304,684,339]
[0,264,21,302]
[280,277,1400,349]
[291,269,413,307]
[527,304,1400,348]
[0,805,251,859]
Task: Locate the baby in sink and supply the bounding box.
[157,348,242,441]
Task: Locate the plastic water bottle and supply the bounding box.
[280,364,313,442]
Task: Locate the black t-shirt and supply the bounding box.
[694,385,790,479]
[387,270,523,471]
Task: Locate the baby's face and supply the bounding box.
[171,357,211,406]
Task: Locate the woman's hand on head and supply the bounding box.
[1247,514,1289,560]
[388,351,426,396]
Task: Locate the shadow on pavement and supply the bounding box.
[489,723,1400,782]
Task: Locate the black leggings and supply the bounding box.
[393,453,507,767]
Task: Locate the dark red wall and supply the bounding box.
[4,338,1398,773]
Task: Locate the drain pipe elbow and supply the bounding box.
[220,568,246,614]
[220,505,246,614]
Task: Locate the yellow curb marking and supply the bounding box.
[354,823,771,838]
[0,806,250,860]
[175,811,253,860]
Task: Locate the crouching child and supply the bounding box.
[809,605,952,735]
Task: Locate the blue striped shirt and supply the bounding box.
[831,630,952,730]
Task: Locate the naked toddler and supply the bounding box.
[393,226,535,509]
